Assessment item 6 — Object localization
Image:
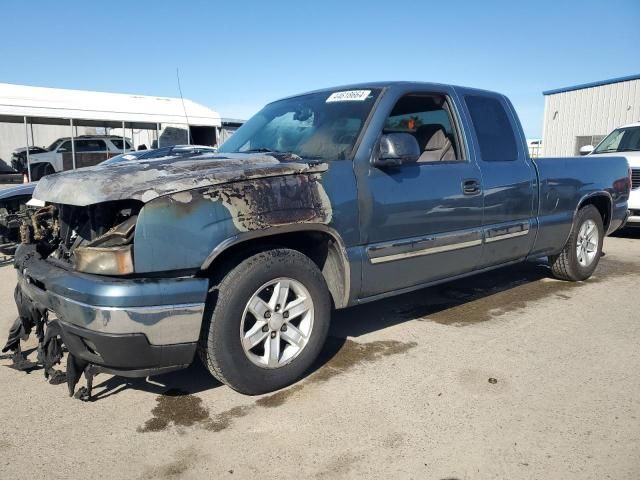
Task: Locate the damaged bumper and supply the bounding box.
[15,245,209,377]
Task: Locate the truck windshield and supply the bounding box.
[218,89,381,160]
[594,126,640,153]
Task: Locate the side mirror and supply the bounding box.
[373,133,420,167]
[579,145,594,156]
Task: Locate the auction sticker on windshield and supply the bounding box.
[326,90,372,102]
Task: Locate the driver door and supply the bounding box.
[359,92,484,298]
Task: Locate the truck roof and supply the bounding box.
[274,81,503,103]
[617,121,640,129]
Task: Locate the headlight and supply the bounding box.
[74,245,134,275]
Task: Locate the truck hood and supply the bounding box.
[589,150,640,168]
[33,153,328,206]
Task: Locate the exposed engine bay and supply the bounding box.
[2,199,143,399]
[20,199,141,270]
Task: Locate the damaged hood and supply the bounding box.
[32,153,328,206]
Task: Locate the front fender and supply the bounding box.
[133,173,332,273]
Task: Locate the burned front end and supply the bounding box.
[3,153,331,400]
[5,199,209,400]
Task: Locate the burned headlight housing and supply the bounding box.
[74,244,134,275]
[74,215,137,275]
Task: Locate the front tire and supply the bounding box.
[550,204,604,281]
[198,248,331,395]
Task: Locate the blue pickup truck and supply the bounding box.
[5,82,631,397]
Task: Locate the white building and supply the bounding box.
[541,74,640,157]
[0,82,222,172]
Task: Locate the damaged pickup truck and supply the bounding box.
[4,82,631,398]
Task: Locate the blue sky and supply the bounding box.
[1,0,638,138]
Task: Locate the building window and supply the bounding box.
[574,135,606,155]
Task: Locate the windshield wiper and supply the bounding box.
[243,148,274,153]
[242,148,311,161]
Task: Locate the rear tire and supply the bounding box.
[198,248,331,395]
[550,204,604,281]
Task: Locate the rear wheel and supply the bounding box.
[198,248,331,395]
[550,204,604,281]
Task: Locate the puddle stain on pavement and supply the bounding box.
[137,389,210,433]
[138,338,417,433]
[392,258,639,326]
[140,447,199,479]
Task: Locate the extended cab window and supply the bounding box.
[384,94,462,162]
[465,95,518,162]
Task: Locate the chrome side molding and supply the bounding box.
[484,221,530,243]
[368,228,483,264]
[367,220,531,264]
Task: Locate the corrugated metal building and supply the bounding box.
[542,74,640,156]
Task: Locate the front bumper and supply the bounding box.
[15,245,209,377]
[628,189,640,224]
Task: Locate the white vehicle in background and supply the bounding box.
[581,122,640,226]
[527,139,543,158]
[28,135,133,179]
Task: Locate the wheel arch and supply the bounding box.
[576,192,612,233]
[200,225,350,309]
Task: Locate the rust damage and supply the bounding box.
[203,172,332,232]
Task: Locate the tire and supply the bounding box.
[30,162,55,181]
[198,248,331,395]
[550,204,604,281]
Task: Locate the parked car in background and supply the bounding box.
[100,145,218,166]
[11,146,48,174]
[29,135,133,179]
[581,122,640,225]
[526,138,543,158]
[10,82,631,399]
[0,183,36,255]
[0,157,22,184]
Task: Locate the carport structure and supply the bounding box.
[0,82,222,180]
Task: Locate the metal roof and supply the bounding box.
[542,73,640,96]
[0,82,221,127]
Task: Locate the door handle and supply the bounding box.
[463,179,481,195]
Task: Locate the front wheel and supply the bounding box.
[198,248,331,395]
[550,204,604,281]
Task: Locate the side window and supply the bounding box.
[57,141,72,152]
[75,139,107,152]
[465,95,518,162]
[111,138,132,150]
[383,94,462,163]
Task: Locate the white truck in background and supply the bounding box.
[28,135,133,179]
[581,122,640,226]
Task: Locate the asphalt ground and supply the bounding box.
[0,230,638,479]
